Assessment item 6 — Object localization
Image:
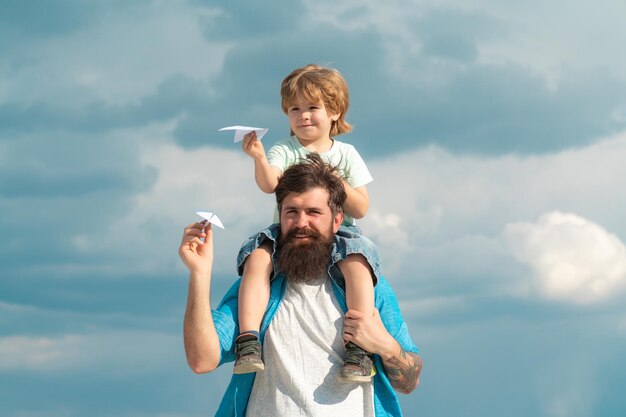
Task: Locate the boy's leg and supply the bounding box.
[338,253,376,382]
[235,241,272,374]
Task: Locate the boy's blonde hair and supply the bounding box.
[280,64,352,137]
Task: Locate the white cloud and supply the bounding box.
[504,211,626,304]
[358,132,626,303]
[0,335,68,370]
[55,124,626,309]
[2,0,229,106]
[474,0,626,85]
[78,122,275,278]
[400,295,466,317]
[305,0,626,89]
[532,350,599,417]
[0,330,182,373]
[7,413,194,417]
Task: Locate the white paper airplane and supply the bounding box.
[218,125,269,143]
[196,211,225,229]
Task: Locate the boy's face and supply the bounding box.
[286,96,339,144]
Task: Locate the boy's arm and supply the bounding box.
[254,158,282,193]
[342,183,369,219]
[242,132,282,193]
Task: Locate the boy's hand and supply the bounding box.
[242,131,266,160]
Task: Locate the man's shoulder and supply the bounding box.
[373,275,394,293]
[373,276,402,309]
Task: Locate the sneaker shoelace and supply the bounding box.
[237,339,261,357]
[344,345,368,366]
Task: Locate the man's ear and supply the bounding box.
[332,211,343,233]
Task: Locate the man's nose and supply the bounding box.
[295,213,309,227]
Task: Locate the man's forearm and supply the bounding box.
[183,270,221,373]
[381,347,423,394]
[343,308,423,394]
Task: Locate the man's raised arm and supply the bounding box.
[179,222,222,373]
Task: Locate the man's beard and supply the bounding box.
[277,226,334,284]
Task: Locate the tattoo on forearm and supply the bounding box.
[383,349,422,394]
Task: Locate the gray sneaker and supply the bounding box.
[233,334,265,374]
[340,342,374,382]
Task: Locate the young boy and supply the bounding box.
[236,64,381,382]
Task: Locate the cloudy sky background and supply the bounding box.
[2,0,626,416]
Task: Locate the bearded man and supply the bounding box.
[179,154,422,417]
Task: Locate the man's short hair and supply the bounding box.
[275,153,347,216]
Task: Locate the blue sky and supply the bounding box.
[2,1,626,416]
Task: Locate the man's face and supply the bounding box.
[279,187,342,242]
[277,187,343,283]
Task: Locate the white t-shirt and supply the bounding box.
[267,136,373,226]
[245,277,375,417]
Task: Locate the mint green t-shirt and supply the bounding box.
[267,136,373,226]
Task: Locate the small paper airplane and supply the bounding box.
[196,211,225,229]
[218,125,269,143]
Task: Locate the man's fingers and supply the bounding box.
[188,237,204,246]
[345,309,365,320]
[184,221,207,232]
[183,228,205,240]
[180,237,204,254]
[182,222,208,244]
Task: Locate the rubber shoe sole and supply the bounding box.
[340,364,376,382]
[233,359,265,374]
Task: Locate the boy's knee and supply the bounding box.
[242,242,274,276]
[338,253,372,273]
[338,253,378,286]
[343,253,368,264]
[249,241,272,259]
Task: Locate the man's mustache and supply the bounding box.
[285,227,322,240]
